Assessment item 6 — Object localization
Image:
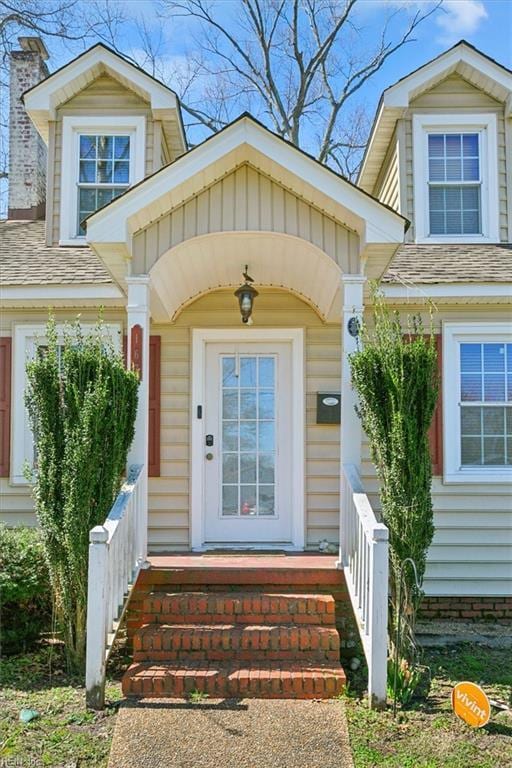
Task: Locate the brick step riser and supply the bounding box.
[143,593,335,617]
[141,612,335,626]
[133,649,340,662]
[122,667,345,699]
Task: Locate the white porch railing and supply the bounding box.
[340,463,389,709]
[85,464,145,709]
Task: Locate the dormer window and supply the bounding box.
[428,133,481,236]
[413,114,499,244]
[60,116,145,244]
[77,134,131,234]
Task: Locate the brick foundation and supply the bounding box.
[419,596,512,620]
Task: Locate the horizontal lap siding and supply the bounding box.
[50,75,156,246]
[375,134,400,213]
[148,290,341,551]
[133,164,359,274]
[0,309,125,528]
[406,74,508,243]
[361,304,512,597]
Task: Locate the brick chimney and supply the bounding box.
[8,37,49,220]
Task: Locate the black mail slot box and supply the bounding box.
[316,392,341,424]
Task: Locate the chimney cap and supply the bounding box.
[18,37,49,61]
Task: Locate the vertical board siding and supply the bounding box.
[49,74,157,246]
[132,164,359,275]
[0,338,12,477]
[405,74,509,243]
[147,289,342,551]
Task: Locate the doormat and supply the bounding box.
[202,550,288,556]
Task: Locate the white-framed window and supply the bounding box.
[59,116,145,245]
[413,114,499,244]
[443,322,512,484]
[11,323,122,484]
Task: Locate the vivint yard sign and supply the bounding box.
[452,682,491,728]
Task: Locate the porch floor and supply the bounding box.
[148,553,339,570]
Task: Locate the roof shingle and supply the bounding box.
[383,243,512,284]
[0,220,113,285]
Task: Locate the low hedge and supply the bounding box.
[0,525,52,654]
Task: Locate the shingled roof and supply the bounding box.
[383,243,512,284]
[0,220,113,285]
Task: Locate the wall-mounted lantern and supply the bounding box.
[234,265,258,324]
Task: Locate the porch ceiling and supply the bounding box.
[149,231,342,323]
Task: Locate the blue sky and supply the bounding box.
[41,0,511,147]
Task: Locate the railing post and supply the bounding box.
[86,525,109,710]
[126,276,150,569]
[368,526,389,709]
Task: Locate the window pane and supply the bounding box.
[483,407,505,435]
[428,134,444,157]
[240,390,256,419]
[114,135,130,159]
[79,135,96,159]
[259,486,275,516]
[113,161,130,183]
[222,357,238,387]
[484,375,505,402]
[429,211,444,235]
[97,135,113,159]
[97,160,113,183]
[446,158,462,181]
[484,344,505,372]
[258,390,274,419]
[222,422,238,451]
[445,134,461,157]
[461,374,482,401]
[462,209,480,235]
[463,157,479,181]
[429,158,445,182]
[240,357,256,387]
[462,133,479,157]
[259,421,274,451]
[79,188,96,211]
[461,406,481,435]
[483,436,505,465]
[222,486,238,516]
[79,160,96,183]
[240,453,257,483]
[240,421,256,450]
[461,436,482,465]
[223,390,238,420]
[461,344,481,372]
[240,487,256,515]
[223,453,238,483]
[259,453,274,483]
[507,407,512,436]
[258,357,275,387]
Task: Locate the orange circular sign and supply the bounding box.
[451,682,491,728]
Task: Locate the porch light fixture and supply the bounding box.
[234,265,258,324]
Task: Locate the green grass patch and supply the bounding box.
[0,646,123,767]
[345,643,512,768]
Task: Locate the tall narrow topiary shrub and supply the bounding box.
[25,317,139,671]
[349,291,438,661]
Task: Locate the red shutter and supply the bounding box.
[0,338,12,477]
[429,334,443,476]
[148,336,161,477]
[123,333,161,477]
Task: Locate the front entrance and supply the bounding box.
[191,329,304,549]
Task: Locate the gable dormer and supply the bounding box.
[22,44,186,246]
[359,41,512,244]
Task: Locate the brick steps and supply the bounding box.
[123,576,347,700]
[122,661,345,699]
[133,623,340,662]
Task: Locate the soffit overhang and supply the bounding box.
[359,41,512,193]
[22,43,187,157]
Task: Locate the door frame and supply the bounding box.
[191,327,305,550]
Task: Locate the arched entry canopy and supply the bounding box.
[149,231,342,323]
[86,115,407,312]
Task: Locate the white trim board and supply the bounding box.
[382,283,512,299]
[190,328,305,550]
[0,284,123,301]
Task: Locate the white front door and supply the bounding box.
[202,341,293,545]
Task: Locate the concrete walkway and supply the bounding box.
[108,698,354,768]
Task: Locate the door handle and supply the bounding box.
[205,452,214,461]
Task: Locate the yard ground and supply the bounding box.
[0,641,510,767]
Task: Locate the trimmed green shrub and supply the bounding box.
[25,317,139,672]
[0,525,52,654]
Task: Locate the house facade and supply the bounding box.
[1,37,511,622]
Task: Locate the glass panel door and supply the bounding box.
[221,354,276,517]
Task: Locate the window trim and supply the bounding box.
[59,115,146,245]
[443,322,512,484]
[11,323,122,485]
[413,113,499,244]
